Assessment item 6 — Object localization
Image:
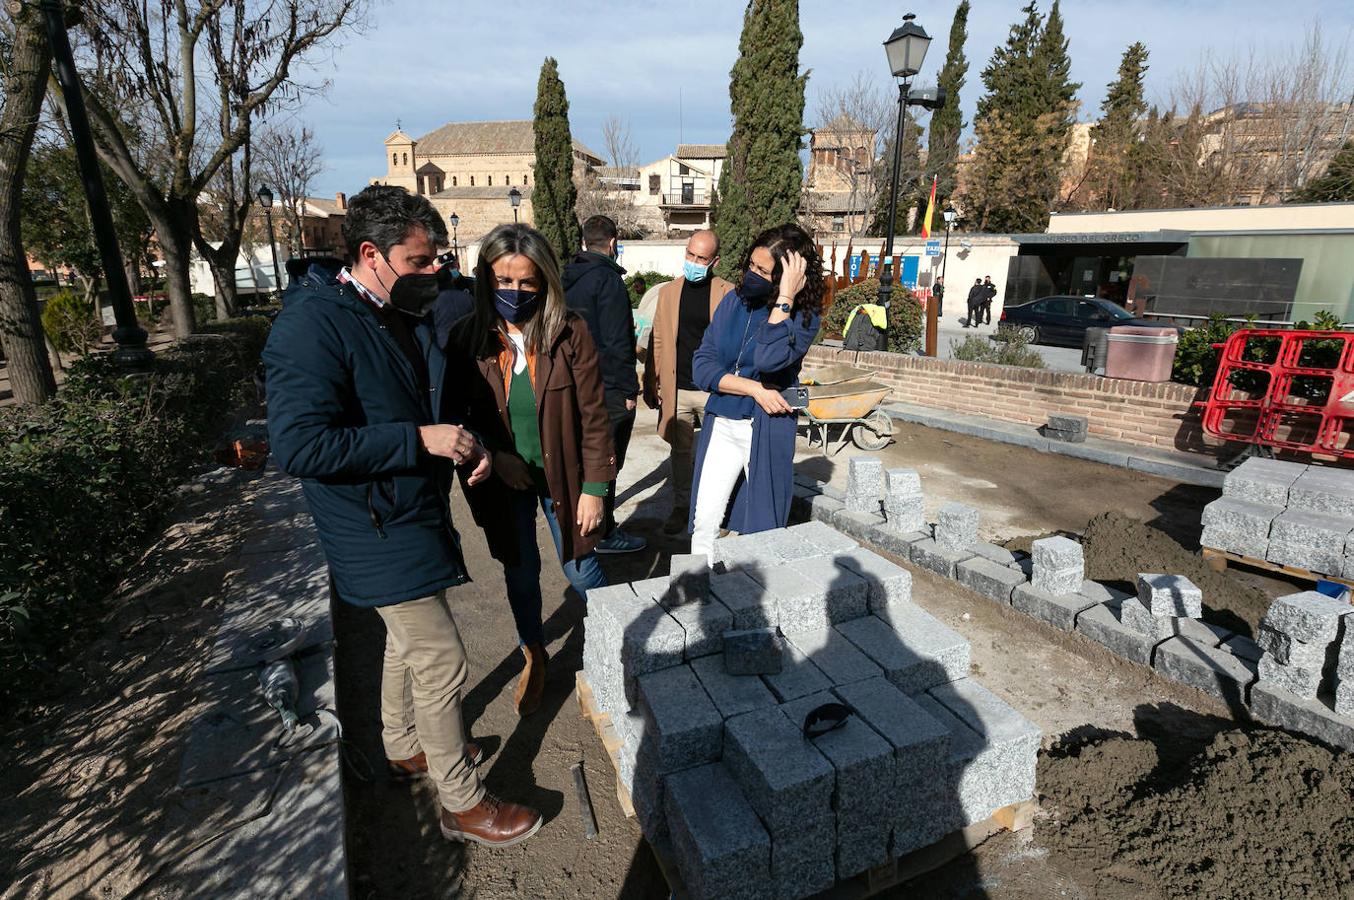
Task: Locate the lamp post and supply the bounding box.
[257,185,282,298]
[449,211,460,259]
[877,13,931,329]
[933,205,957,356]
[508,186,522,224]
[41,0,151,366]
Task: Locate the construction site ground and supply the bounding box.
[3,407,1351,899]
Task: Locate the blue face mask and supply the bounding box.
[740,271,775,303]
[494,288,541,324]
[683,260,710,283]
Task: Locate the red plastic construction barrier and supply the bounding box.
[1198,329,1354,459]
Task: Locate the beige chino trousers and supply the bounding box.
[666,388,710,512]
[376,590,485,813]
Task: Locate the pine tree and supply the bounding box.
[531,57,582,263]
[966,1,1080,232]
[1292,139,1354,202]
[714,0,807,278]
[927,0,970,203]
[1085,42,1149,209]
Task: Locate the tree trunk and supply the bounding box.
[156,227,196,337]
[0,0,58,404]
[195,236,240,322]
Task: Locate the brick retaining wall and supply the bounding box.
[806,345,1222,456]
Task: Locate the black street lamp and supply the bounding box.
[449,211,460,259]
[938,206,958,347]
[257,184,282,298]
[877,13,932,329]
[508,186,522,224]
[41,0,151,366]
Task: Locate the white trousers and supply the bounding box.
[691,415,754,562]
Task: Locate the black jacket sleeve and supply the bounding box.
[594,273,639,400]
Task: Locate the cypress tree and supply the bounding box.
[714,0,807,279]
[967,1,1080,232]
[1292,139,1354,202]
[927,0,970,203]
[531,57,582,262]
[1087,42,1149,209]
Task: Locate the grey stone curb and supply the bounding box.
[799,474,1354,751]
[881,401,1225,489]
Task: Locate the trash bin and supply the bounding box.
[1104,325,1179,382]
[1082,327,1110,374]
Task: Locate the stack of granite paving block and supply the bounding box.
[1201,457,1354,577]
[583,519,1041,900]
[1248,591,1354,745]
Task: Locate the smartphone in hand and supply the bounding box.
[781,385,809,409]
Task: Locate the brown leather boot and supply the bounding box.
[387,742,484,780]
[440,793,543,847]
[513,643,548,716]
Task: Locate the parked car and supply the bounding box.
[998,295,1179,347]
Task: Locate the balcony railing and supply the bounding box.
[660,190,709,207]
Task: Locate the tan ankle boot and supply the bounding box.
[514,643,548,716]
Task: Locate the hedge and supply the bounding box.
[818,278,924,355]
[0,318,268,710]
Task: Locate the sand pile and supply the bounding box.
[1037,725,1354,899]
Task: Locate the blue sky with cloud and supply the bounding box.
[299,0,1353,196]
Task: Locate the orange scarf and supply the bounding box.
[497,332,538,398]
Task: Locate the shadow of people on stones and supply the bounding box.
[598,525,1030,899]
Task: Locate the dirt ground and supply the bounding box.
[3,408,1348,900]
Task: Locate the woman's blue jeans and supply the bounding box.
[502,489,608,647]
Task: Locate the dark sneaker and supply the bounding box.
[595,529,647,554]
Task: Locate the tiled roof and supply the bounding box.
[414,119,602,162]
[305,197,346,216]
[676,143,727,159]
[429,185,535,201]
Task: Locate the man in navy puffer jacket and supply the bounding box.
[264,185,543,849]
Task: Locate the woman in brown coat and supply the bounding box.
[450,223,616,715]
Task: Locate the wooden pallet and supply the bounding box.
[1201,546,1354,589]
[575,672,1037,898]
[575,670,635,818]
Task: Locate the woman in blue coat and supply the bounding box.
[688,223,824,559]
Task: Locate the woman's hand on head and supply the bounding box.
[778,250,807,302]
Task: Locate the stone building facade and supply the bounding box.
[373,119,603,241]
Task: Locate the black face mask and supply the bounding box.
[388,272,440,317]
[380,253,440,317]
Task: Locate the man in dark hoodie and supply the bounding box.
[562,214,646,554]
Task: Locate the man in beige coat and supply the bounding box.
[642,230,735,533]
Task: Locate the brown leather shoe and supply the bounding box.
[440,793,543,847]
[387,742,484,780]
[513,643,548,717]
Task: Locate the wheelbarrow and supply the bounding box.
[799,365,895,455]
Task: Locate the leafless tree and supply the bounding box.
[0,0,57,403]
[255,120,323,256]
[49,0,364,337]
[576,115,649,238]
[812,70,891,237]
[1145,26,1354,207]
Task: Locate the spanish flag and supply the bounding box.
[920,175,938,238]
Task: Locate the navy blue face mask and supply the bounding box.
[494,288,541,324]
[741,271,776,303]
